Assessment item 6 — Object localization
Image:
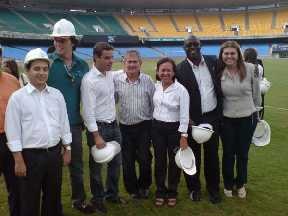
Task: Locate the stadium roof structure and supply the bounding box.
[4,0,287,10]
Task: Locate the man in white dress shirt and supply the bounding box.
[5,48,72,216]
[81,42,122,214]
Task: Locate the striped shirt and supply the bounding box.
[114,71,155,125]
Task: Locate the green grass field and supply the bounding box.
[0,58,288,216]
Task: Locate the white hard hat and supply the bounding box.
[175,147,196,175]
[24,48,49,66]
[252,120,271,147]
[51,19,77,37]
[191,123,214,144]
[91,141,121,163]
[260,78,271,94]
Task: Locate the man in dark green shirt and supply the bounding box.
[47,18,93,214]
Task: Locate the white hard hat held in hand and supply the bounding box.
[91,141,121,163]
[24,48,49,66]
[175,146,196,175]
[51,19,77,37]
[252,120,271,147]
[260,78,271,94]
[191,123,214,144]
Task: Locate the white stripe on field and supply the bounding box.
[265,105,288,111]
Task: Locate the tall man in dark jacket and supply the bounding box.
[176,35,222,204]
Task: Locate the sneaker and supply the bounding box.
[72,201,95,214]
[223,188,233,198]
[91,200,107,214]
[189,191,201,201]
[237,186,247,198]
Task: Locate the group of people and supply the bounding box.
[0,18,263,216]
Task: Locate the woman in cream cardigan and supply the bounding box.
[217,41,261,199]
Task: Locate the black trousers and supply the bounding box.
[152,120,181,199]
[119,120,152,194]
[220,114,256,190]
[18,144,62,216]
[0,133,20,216]
[184,112,220,194]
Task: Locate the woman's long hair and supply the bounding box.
[217,41,246,81]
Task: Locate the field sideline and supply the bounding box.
[0,58,287,216]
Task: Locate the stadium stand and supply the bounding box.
[1,8,288,38]
[0,8,38,33]
[223,13,247,36]
[248,11,274,36]
[275,9,288,34]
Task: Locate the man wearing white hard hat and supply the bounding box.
[5,48,72,216]
[47,19,93,213]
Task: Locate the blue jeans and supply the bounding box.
[69,125,86,203]
[221,113,256,190]
[86,121,122,201]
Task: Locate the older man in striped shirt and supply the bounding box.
[114,50,155,199]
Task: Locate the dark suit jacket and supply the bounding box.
[176,55,222,125]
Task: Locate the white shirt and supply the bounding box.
[258,64,264,80]
[5,83,72,152]
[153,81,189,133]
[81,66,116,132]
[187,57,217,113]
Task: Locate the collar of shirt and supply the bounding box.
[26,83,50,94]
[50,52,81,65]
[187,56,205,68]
[92,66,108,78]
[121,71,143,84]
[158,80,178,93]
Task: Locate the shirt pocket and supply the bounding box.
[21,111,33,122]
[47,105,61,128]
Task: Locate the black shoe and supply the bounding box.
[106,196,127,204]
[209,192,222,204]
[189,191,201,201]
[131,192,142,200]
[72,201,95,214]
[91,200,107,214]
[139,189,149,199]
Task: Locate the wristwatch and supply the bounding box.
[64,145,71,151]
[181,133,188,138]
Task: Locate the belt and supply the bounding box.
[96,120,117,127]
[22,144,60,153]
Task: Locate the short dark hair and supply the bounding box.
[123,49,141,62]
[93,42,114,58]
[47,46,55,54]
[156,57,177,81]
[243,48,258,64]
[3,59,19,79]
[70,36,78,51]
